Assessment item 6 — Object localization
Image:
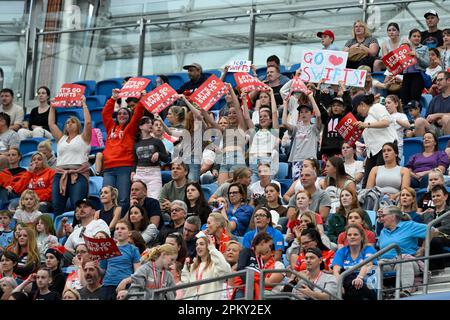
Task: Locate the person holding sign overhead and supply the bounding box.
[48,95,92,217]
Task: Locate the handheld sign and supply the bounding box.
[83,235,122,260]
[382,45,417,76]
[118,77,150,98]
[188,75,227,111]
[234,72,270,92]
[289,76,312,97]
[300,49,367,87]
[336,112,364,146]
[141,83,178,114]
[51,84,85,108]
[162,132,178,143]
[227,60,252,73]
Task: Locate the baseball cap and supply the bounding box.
[75,197,95,209]
[331,97,344,105]
[406,100,420,110]
[183,63,203,72]
[424,9,439,18]
[297,104,313,112]
[317,29,335,41]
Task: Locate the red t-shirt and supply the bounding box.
[287,213,323,233]
[294,249,335,272]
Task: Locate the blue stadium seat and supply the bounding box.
[19,137,47,155]
[20,152,34,167]
[203,69,222,78]
[371,72,385,83]
[89,177,104,196]
[403,137,423,165]
[276,162,290,179]
[86,95,107,110]
[420,94,433,117]
[366,210,376,227]
[438,135,450,151]
[55,108,84,128]
[90,108,104,124]
[166,73,188,91]
[54,211,74,233]
[415,188,428,203]
[161,170,172,184]
[73,80,96,96]
[278,179,292,196]
[224,72,238,89]
[142,75,159,92]
[201,183,218,201]
[96,121,105,133]
[95,78,124,97]
[289,63,301,73]
[90,146,104,155]
[210,96,227,111]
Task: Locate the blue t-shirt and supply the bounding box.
[227,204,254,236]
[100,243,140,286]
[378,221,427,260]
[0,230,14,249]
[242,226,285,252]
[332,246,378,271]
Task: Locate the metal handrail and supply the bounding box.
[423,210,450,294]
[126,269,254,300]
[336,244,402,300]
[259,268,341,300]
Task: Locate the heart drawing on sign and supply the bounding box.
[328,55,344,66]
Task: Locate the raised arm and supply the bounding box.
[268,87,279,129]
[308,92,321,129]
[80,96,92,144]
[241,94,254,130]
[281,99,294,132]
[220,65,229,82]
[48,105,63,142]
[181,95,202,121]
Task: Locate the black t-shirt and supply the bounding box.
[8,167,26,176]
[29,106,51,132]
[421,29,443,48]
[121,197,164,230]
[177,74,209,94]
[78,286,102,300]
[34,290,60,300]
[134,137,169,168]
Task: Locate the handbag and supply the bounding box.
[348,46,369,61]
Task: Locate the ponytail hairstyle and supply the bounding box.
[169,105,186,124]
[384,205,411,222]
[386,94,403,113]
[143,244,178,263]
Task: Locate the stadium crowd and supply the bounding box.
[0,10,450,301]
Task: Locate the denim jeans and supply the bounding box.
[0,188,19,209]
[52,173,88,216]
[410,175,429,189]
[103,166,133,208]
[188,163,201,182]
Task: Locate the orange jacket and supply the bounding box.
[102,98,144,169]
[10,167,55,202]
[0,169,27,188]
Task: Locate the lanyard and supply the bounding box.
[255,255,264,270]
[311,271,322,285]
[152,262,164,289]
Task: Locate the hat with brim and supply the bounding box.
[317,29,335,41]
[75,198,95,208]
[351,93,366,110]
[305,247,322,258]
[331,97,344,105]
[183,63,203,73]
[297,104,313,112]
[424,9,439,18]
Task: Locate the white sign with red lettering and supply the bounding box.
[227,60,252,73]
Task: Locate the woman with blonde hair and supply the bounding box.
[13,190,42,225]
[343,20,380,71]
[37,139,57,168]
[205,212,232,253]
[127,244,178,300]
[95,186,122,232]
[398,187,423,223]
[181,233,231,300]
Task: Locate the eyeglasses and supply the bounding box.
[171,208,184,213]
[377,213,393,218]
[228,191,240,195]
[254,214,269,218]
[301,240,315,246]
[436,78,445,82]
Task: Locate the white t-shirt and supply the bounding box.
[249,180,281,197]
[64,218,110,251]
[57,134,91,166]
[344,161,364,180]
[249,129,278,156]
[13,210,42,224]
[389,112,409,147]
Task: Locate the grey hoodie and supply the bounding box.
[127,262,176,300]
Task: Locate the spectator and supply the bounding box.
[184,182,211,225]
[13,190,43,225]
[384,95,409,159]
[62,288,81,300]
[159,161,189,216]
[417,168,447,212]
[439,28,449,71]
[0,251,19,280]
[243,208,284,261]
[94,186,121,233]
[205,212,231,254]
[287,167,332,222]
[421,10,443,49]
[293,247,338,300]
[282,92,321,181]
[37,140,57,168]
[124,205,158,246]
[152,118,173,156]
[332,224,377,300]
[0,89,23,132]
[164,105,186,130]
[157,200,187,245]
[248,164,281,206]
[427,48,443,82]
[399,187,423,223]
[8,226,40,280]
[374,23,407,71]
[4,147,26,176]
[399,29,430,106]
[227,183,254,236]
[48,96,91,217]
[337,208,376,249]
[317,29,339,50]
[367,142,410,200]
[414,71,450,137]
[209,167,252,203]
[177,63,208,95]
[41,247,66,295]
[35,214,58,262]
[0,112,20,154]
[0,276,17,300]
[63,243,90,291]
[132,115,169,200]
[128,244,177,300]
[164,232,188,264]
[18,86,53,140]
[78,260,102,300]
[7,152,55,211]
[0,210,14,251]
[99,220,140,300]
[13,268,60,300]
[283,158,322,203]
[320,156,357,197]
[405,101,422,138]
[353,93,397,188]
[129,231,147,254]
[341,143,364,185]
[406,132,449,188]
[377,205,439,296]
[102,89,144,208]
[222,240,242,299]
[261,66,286,106]
[343,20,380,71]
[261,183,287,219]
[64,198,110,254]
[6,222,26,255]
[181,233,231,300]
[183,216,201,258]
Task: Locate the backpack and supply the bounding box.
[358,187,395,212]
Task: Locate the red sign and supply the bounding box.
[162,132,178,143]
[118,77,150,98]
[289,76,311,97]
[234,73,270,92]
[188,75,227,111]
[83,235,122,260]
[336,112,364,146]
[141,84,178,114]
[51,84,85,108]
[381,45,417,76]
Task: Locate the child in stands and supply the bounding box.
[0,210,14,251]
[35,214,58,261]
[13,190,42,225]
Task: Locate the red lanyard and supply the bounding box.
[255,255,264,270]
[152,262,164,289]
[311,271,322,285]
[195,264,204,282]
